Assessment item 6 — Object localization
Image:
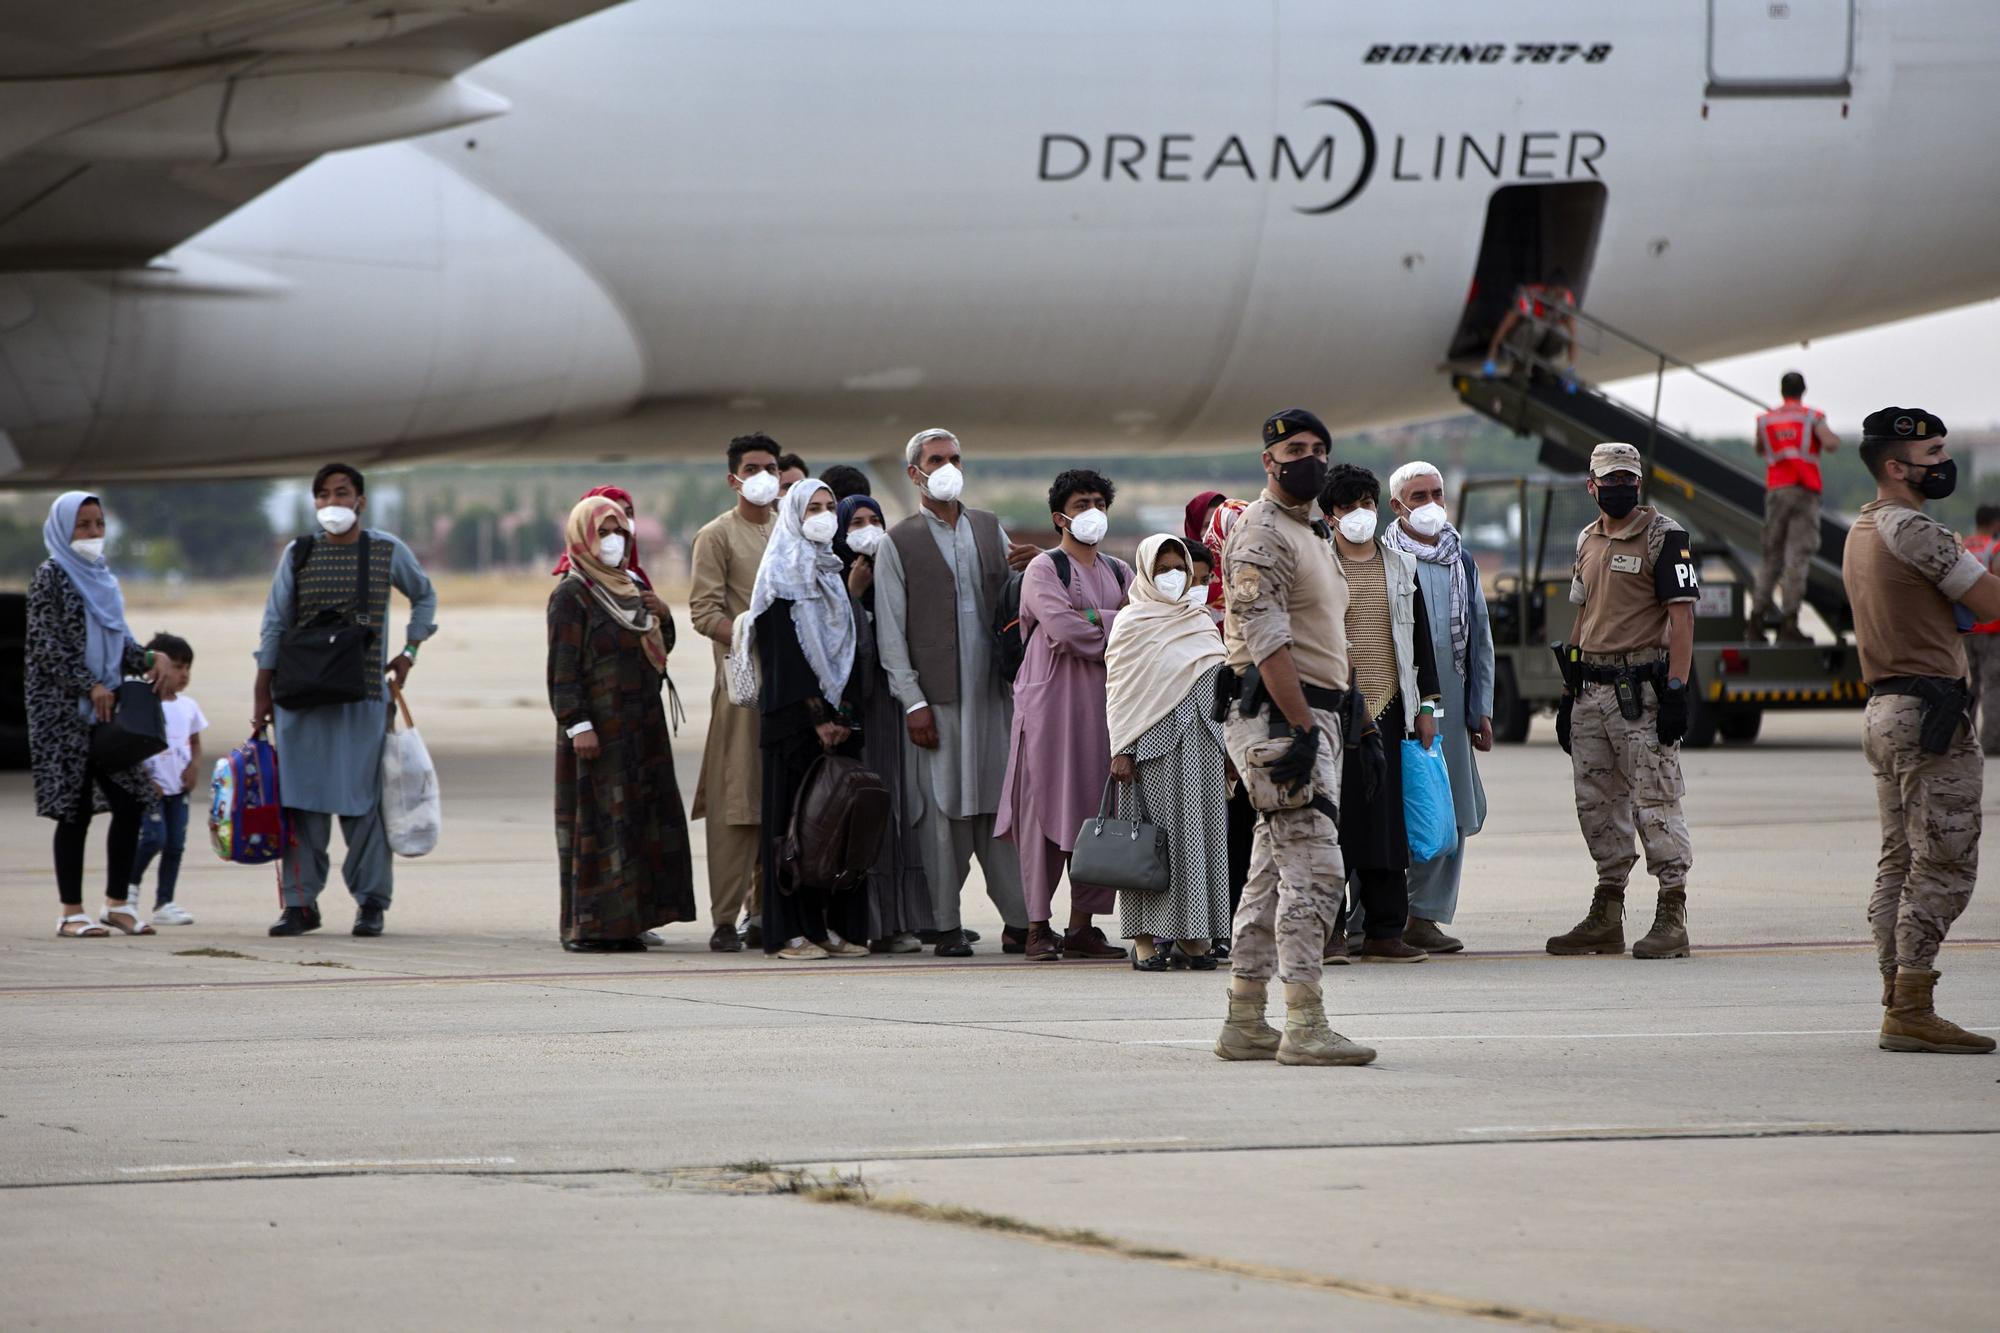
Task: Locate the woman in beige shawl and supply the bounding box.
[1104,534,1232,970]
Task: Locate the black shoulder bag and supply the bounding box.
[272,532,376,710]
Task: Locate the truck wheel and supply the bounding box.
[1682,689,1719,749]
[1719,708,1763,744]
[0,593,26,770]
[1493,660,1531,743]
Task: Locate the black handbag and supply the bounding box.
[272,532,377,710]
[1069,774,1171,895]
[90,679,168,771]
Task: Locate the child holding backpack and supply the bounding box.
[130,633,207,925]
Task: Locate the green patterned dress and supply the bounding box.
[547,576,695,942]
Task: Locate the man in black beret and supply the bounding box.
[1844,406,2000,1053]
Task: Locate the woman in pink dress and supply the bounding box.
[996,469,1131,962]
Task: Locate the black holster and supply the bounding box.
[1211,665,1242,723]
[1878,675,1971,755]
[1550,642,1583,697]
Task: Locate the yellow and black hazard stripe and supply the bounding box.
[1715,681,1871,705]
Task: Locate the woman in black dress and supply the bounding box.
[752,480,870,960]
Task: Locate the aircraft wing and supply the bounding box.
[0,1,623,270]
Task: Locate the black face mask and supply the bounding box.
[1274,453,1329,504]
[1897,456,1957,500]
[1595,482,1640,519]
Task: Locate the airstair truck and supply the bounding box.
[1449,309,1866,749]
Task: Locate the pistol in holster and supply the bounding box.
[1237,663,1270,722]
[1550,642,1583,698]
[1908,676,1972,755]
[1211,665,1242,723]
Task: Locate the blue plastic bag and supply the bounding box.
[1401,738,1457,864]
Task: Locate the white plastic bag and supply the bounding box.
[724,610,761,708]
[381,685,441,857]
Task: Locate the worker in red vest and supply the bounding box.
[1748,371,1840,642]
[1482,269,1579,390]
[1966,504,2000,754]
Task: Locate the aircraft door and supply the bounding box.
[1447,182,1606,365]
[1707,0,1854,96]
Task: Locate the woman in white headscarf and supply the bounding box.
[751,479,868,960]
[1104,534,1232,970]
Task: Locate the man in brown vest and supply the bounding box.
[873,428,1030,956]
[1845,406,2000,1054]
[1547,443,1699,961]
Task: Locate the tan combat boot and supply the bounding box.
[1632,888,1691,960]
[1546,889,1625,956]
[1214,979,1281,1061]
[1275,983,1377,1067]
[1880,964,1897,1009]
[1879,968,1996,1054]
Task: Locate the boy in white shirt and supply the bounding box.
[131,633,208,925]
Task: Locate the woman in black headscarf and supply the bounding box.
[834,494,935,952]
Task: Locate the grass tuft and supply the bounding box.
[174,948,257,960]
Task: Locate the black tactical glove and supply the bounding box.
[1556,694,1574,755]
[1656,680,1689,747]
[1355,724,1386,803]
[1268,723,1321,791]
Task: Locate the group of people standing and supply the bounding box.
[542,422,1501,995]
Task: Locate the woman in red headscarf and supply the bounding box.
[547,495,694,951]
[553,486,664,614]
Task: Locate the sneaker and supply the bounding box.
[151,902,195,926]
[776,939,828,961]
[887,932,922,954]
[822,934,871,959]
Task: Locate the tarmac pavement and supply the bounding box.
[3,603,1996,1331]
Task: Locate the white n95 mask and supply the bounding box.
[801,511,839,545]
[316,505,358,536]
[845,525,885,556]
[739,471,781,506]
[1067,508,1108,545]
[1405,502,1447,538]
[923,463,964,503]
[1337,509,1378,544]
[598,533,628,567]
[1153,570,1189,601]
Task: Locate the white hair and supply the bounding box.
[1388,460,1444,503]
[905,427,960,468]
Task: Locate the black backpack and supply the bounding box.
[271,532,377,711]
[777,754,891,895]
[992,550,1128,684]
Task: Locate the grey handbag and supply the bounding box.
[1069,774,1171,894]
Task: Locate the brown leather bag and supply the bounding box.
[777,754,891,895]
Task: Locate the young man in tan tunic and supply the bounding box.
[688,434,781,950]
[1844,407,2000,1054]
[1547,443,1700,960]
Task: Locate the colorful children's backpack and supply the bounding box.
[209,731,288,865]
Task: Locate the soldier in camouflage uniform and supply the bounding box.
[1548,443,1701,960]
[1844,407,2000,1054]
[1213,408,1377,1068]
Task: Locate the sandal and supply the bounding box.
[57,913,110,938]
[101,905,156,936]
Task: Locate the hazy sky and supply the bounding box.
[1603,297,2000,441]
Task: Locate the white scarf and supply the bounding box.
[1105,535,1227,753]
[749,480,856,704]
[1384,517,1469,677]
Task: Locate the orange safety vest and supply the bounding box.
[1968,532,2000,635]
[1756,399,1827,493]
[1516,284,1574,321]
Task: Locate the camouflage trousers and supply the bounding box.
[1749,485,1819,623]
[1223,705,1345,985]
[1570,682,1692,893]
[1863,693,1982,971]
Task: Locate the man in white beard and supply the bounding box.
[1380,461,1496,953]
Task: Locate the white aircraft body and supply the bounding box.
[1,0,1997,482]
